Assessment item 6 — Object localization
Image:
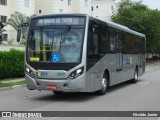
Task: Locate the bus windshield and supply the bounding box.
[27,27,84,63]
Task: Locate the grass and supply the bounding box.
[0,77,24,81]
[0,80,26,88]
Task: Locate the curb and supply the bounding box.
[0,84,26,91]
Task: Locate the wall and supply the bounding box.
[91,0,116,21]
[0,0,35,44]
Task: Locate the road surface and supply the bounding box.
[0,63,160,120]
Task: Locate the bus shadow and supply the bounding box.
[107,79,143,93]
[31,92,99,102]
[30,79,143,102]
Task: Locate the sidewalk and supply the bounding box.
[0,78,25,84]
[146,60,160,65]
[0,78,26,91]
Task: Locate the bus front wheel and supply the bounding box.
[96,73,108,95]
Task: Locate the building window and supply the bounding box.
[111,5,114,10]
[39,10,42,14]
[60,0,63,1]
[68,0,71,6]
[96,6,98,8]
[59,9,63,13]
[91,6,93,11]
[0,16,7,23]
[85,0,88,7]
[0,0,7,6]
[24,0,29,7]
[1,34,8,41]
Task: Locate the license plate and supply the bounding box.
[47,85,57,90]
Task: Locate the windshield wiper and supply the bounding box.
[54,26,71,53]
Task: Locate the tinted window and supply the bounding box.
[87,20,101,70]
[108,28,115,53]
[116,30,123,53]
[100,23,108,54]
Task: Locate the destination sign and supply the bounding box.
[31,17,85,26]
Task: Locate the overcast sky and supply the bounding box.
[115,0,160,10]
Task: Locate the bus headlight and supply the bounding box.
[69,67,84,79]
[25,67,35,78]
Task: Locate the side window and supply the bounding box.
[108,28,115,53]
[87,20,100,70]
[124,33,132,54]
[100,23,108,54]
[92,33,99,54]
[116,30,123,53]
[87,21,100,56]
[139,37,145,54]
[133,36,139,54]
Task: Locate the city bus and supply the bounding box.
[18,14,146,95]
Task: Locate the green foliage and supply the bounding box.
[0,80,26,88]
[0,49,24,79]
[7,11,36,44]
[7,39,14,45]
[7,11,30,39]
[111,0,160,53]
[19,38,26,45]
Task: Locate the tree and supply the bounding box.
[111,0,160,55]
[7,11,30,40]
[0,23,6,44]
[0,29,6,34]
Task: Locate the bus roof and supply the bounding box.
[32,14,145,38]
[88,15,145,38]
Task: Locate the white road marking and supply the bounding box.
[139,82,150,85]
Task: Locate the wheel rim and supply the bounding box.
[102,78,107,91]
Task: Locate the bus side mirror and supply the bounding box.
[17,28,21,43]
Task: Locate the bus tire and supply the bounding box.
[130,68,138,83]
[96,73,108,95]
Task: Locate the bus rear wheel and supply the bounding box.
[96,73,108,95]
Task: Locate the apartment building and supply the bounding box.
[91,0,117,21]
[35,0,91,15]
[0,0,34,43]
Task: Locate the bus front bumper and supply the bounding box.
[25,74,86,92]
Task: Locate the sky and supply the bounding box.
[115,0,160,10]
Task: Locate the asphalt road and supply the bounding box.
[0,63,160,120]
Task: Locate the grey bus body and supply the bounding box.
[25,14,146,94]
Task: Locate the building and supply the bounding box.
[0,0,117,44]
[0,0,34,43]
[35,0,91,15]
[91,0,117,21]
